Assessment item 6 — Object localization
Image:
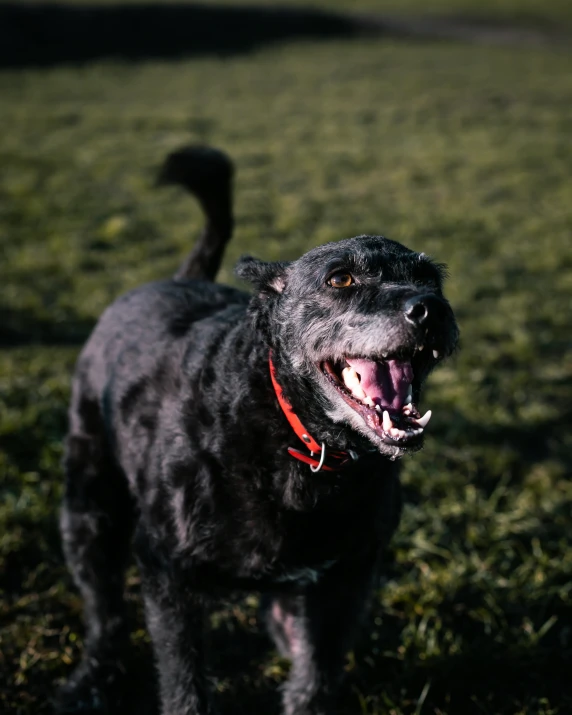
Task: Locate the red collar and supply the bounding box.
[268,353,357,472]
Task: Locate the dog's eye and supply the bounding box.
[327,272,354,288]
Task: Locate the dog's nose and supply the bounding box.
[403,295,440,326]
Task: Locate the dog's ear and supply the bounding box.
[235,256,290,295]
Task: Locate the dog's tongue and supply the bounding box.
[346,358,413,411]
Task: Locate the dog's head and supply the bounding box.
[236,235,459,459]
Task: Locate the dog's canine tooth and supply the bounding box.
[382,410,392,432]
[341,366,359,389]
[433,349,439,359]
[418,344,424,351]
[415,410,432,428]
[341,366,366,401]
[374,404,382,412]
[363,396,374,407]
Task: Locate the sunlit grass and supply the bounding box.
[1,1,571,713]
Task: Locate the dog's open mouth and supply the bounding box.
[321,352,432,446]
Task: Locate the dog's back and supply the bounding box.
[70,280,247,477]
[67,147,247,497]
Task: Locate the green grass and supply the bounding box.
[1,1,572,713]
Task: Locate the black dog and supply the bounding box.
[58,146,458,715]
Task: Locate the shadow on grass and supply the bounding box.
[0,2,362,68]
[0,2,567,69]
[352,634,572,714]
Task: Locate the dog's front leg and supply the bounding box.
[136,529,214,715]
[274,547,381,715]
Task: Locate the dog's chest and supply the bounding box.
[151,427,399,589]
[201,510,371,590]
[197,474,394,589]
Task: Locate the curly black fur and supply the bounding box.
[57,146,458,715]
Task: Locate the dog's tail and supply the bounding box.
[157,146,234,281]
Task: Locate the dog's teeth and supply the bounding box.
[382,410,393,432]
[363,396,374,407]
[406,387,413,403]
[402,404,412,415]
[342,366,367,401]
[418,344,424,351]
[415,410,432,428]
[375,404,382,412]
[433,349,439,359]
[342,366,362,390]
[342,366,358,386]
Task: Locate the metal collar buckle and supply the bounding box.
[310,443,360,472]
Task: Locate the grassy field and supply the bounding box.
[1,1,572,713]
